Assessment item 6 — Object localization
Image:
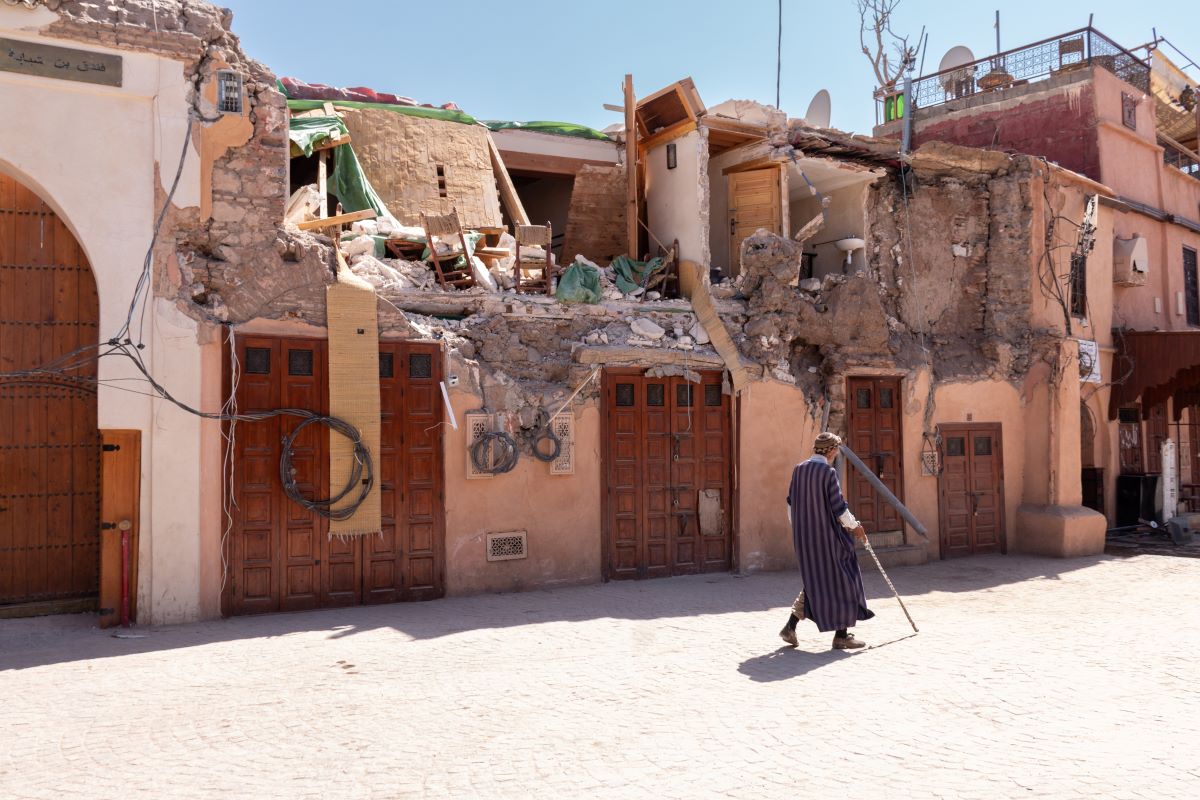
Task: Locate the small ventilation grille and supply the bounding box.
[244,347,271,375]
[550,413,575,475]
[486,531,527,562]
[409,353,432,379]
[465,412,493,480]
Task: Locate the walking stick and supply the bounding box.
[860,535,919,633]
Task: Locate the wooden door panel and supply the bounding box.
[1,174,101,610]
[847,377,905,535]
[729,168,782,268]
[938,425,1005,558]
[604,371,731,580]
[227,337,444,614]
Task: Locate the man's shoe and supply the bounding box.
[779,626,799,647]
[832,633,866,650]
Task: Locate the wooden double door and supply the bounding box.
[937,424,1006,557]
[603,370,732,579]
[846,376,905,534]
[225,336,445,615]
[0,173,102,610]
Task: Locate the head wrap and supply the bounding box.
[814,432,842,453]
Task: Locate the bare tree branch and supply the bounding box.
[857,0,916,93]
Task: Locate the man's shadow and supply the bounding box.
[737,634,917,683]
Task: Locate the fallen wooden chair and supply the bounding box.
[514,222,554,294]
[421,208,475,289]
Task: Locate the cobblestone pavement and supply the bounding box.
[2,553,1199,800]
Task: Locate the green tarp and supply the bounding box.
[482,120,612,142]
[288,115,395,223]
[610,255,665,294]
[555,260,604,304]
[287,98,477,126]
[288,115,350,157]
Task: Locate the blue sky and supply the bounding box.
[223,0,1200,135]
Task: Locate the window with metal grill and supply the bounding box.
[217,71,243,114]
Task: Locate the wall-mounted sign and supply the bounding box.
[1,37,122,88]
[1078,339,1102,384]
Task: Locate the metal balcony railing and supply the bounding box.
[1162,138,1200,178]
[879,27,1151,119]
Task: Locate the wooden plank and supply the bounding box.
[308,133,352,154]
[317,149,329,219]
[99,429,140,628]
[486,133,530,227]
[624,74,638,259]
[499,149,617,176]
[296,208,376,231]
[575,345,725,369]
[639,120,698,153]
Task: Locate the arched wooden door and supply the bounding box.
[0,173,101,611]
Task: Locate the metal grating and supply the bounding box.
[287,348,313,376]
[378,352,394,378]
[409,353,432,379]
[217,70,244,114]
[550,413,575,475]
[244,347,271,375]
[465,411,493,479]
[615,383,635,407]
[676,384,693,408]
[486,531,528,562]
[704,384,721,407]
[647,383,665,407]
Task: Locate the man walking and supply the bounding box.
[779,432,874,650]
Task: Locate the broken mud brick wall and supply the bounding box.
[560,165,628,265]
[43,0,336,327]
[729,145,1063,433]
[339,109,503,229]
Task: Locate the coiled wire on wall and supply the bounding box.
[529,409,562,463]
[279,412,374,521]
[470,431,520,475]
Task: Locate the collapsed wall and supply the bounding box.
[727,144,1067,431]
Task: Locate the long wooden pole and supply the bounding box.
[624,74,638,259]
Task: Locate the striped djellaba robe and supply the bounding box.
[787,455,875,633]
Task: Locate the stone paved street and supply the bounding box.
[2,553,1199,799]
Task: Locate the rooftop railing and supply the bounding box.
[879,27,1151,119]
[1162,138,1200,178]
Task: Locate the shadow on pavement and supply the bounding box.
[0,553,1110,672]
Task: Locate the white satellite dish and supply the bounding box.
[804,89,831,129]
[938,45,977,92]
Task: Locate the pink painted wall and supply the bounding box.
[443,390,602,595]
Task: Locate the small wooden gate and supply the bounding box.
[224,336,444,615]
[0,173,101,612]
[602,369,732,580]
[846,376,905,535]
[937,423,1006,558]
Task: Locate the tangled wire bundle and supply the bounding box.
[470,431,519,475]
[279,413,374,521]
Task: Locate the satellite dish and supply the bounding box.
[938,45,977,91]
[804,89,831,129]
[939,45,976,73]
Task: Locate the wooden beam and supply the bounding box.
[624,74,637,258]
[487,133,530,226]
[639,120,698,153]
[575,345,726,369]
[499,149,617,177]
[296,208,376,230]
[603,103,625,113]
[308,133,352,154]
[317,150,329,218]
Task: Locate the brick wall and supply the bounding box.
[561,165,628,265]
[339,109,502,229]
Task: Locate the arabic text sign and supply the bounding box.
[1,38,122,87]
